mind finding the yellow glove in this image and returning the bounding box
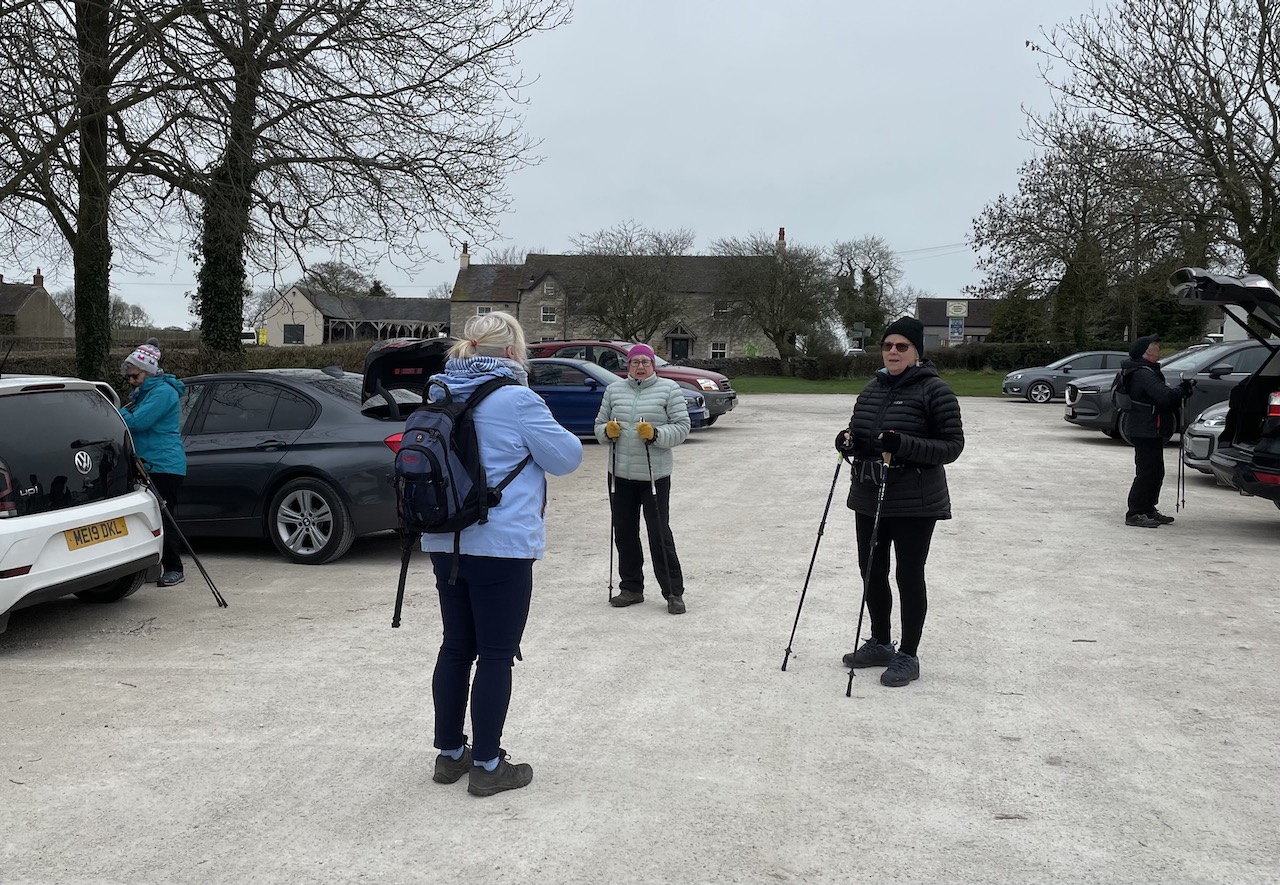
[605,420,621,440]
[637,421,655,442]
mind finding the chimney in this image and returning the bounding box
[460,242,470,270]
[34,267,43,288]
[776,227,786,256]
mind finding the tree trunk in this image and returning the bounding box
[194,52,260,360]
[73,1,113,381]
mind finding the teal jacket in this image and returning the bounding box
[593,375,690,481]
[119,373,187,476]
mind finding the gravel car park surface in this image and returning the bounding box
[4,396,1278,885]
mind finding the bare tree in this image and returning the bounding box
[128,0,572,354]
[424,282,454,299]
[1031,0,1280,282]
[0,1,188,378]
[712,232,836,374]
[972,115,1218,342]
[569,222,696,342]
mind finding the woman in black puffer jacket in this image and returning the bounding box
[835,317,964,687]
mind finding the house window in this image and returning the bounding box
[712,300,730,317]
[544,282,557,296]
[541,306,557,323]
[711,342,727,359]
[476,306,492,316]
[283,324,304,345]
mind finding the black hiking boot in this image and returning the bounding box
[610,590,644,607]
[432,745,472,784]
[1125,513,1161,528]
[880,652,920,687]
[841,638,896,669]
[667,594,686,615]
[468,752,533,797]
[1148,510,1175,524]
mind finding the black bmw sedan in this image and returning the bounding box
[174,367,427,564]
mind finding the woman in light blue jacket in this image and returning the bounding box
[422,311,582,797]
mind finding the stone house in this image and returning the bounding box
[260,284,451,346]
[0,268,72,338]
[450,241,778,359]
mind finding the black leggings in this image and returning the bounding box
[855,514,937,657]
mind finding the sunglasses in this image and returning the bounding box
[881,342,913,353]
[628,358,653,366]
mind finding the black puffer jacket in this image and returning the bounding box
[838,362,964,519]
[1118,358,1184,441]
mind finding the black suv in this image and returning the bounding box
[1169,268,1280,511]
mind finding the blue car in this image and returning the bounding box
[528,358,708,435]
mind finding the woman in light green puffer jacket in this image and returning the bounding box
[592,344,691,614]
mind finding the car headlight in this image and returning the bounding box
[696,379,718,391]
[1075,385,1101,395]
[1007,373,1023,381]
[1199,414,1227,428]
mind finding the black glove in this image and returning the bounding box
[834,429,855,454]
[878,431,902,455]
[1179,379,1196,399]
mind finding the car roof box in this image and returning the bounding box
[362,337,453,402]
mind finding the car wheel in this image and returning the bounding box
[1026,381,1054,404]
[75,568,146,604]
[268,477,356,564]
[704,415,718,426]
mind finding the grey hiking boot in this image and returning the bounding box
[1125,513,1161,528]
[433,745,472,784]
[157,570,185,587]
[667,594,686,615]
[610,590,644,607]
[842,638,896,668]
[880,652,921,687]
[1148,510,1175,524]
[468,752,533,797]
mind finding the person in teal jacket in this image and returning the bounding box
[118,339,187,587]
[593,343,691,614]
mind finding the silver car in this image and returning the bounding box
[1181,401,1230,475]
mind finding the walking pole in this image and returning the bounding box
[847,453,891,697]
[134,457,227,608]
[781,454,845,671]
[607,440,617,602]
[642,420,675,599]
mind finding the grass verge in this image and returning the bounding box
[731,370,1005,397]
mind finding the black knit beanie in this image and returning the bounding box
[1129,333,1160,359]
[882,316,926,356]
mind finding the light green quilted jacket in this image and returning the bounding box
[593,375,690,480]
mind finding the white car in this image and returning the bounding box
[0,374,164,632]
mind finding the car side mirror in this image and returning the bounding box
[1206,363,1233,378]
[583,378,599,389]
[1061,365,1073,372]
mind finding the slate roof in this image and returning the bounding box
[915,297,998,327]
[0,282,38,316]
[296,286,450,323]
[455,254,753,302]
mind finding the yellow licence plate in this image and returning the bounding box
[65,517,129,551]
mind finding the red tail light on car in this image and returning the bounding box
[384,433,404,455]
[0,461,15,518]
[1268,391,1280,418]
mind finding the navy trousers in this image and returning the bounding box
[430,554,533,763]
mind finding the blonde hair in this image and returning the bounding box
[449,310,528,361]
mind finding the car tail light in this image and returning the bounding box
[0,460,15,518]
[1268,391,1280,418]
[384,433,404,455]
[1256,470,1280,486]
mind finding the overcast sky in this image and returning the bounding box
[76,0,1099,327]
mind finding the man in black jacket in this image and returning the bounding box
[1119,334,1194,528]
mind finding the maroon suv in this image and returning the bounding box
[526,340,737,424]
